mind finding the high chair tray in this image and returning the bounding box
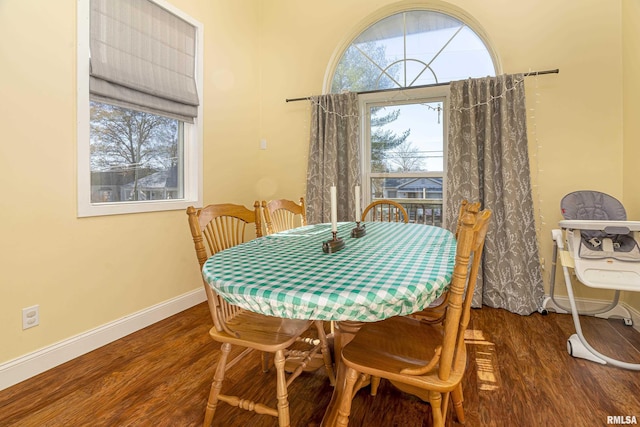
[559,220,640,233]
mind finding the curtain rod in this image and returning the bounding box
[285,68,559,103]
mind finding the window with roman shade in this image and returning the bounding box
[77,0,203,217]
[89,0,199,122]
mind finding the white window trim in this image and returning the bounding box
[358,85,450,222]
[76,0,203,217]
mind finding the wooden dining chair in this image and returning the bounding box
[368,200,481,399]
[187,202,335,427]
[406,200,481,424]
[336,207,492,427]
[361,199,409,223]
[262,197,337,343]
[262,197,307,235]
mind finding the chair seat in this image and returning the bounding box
[210,310,314,351]
[341,316,465,392]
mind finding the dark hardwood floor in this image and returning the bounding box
[1,302,639,426]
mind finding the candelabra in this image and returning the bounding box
[351,221,366,238]
[322,231,345,253]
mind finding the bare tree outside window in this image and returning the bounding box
[387,140,425,172]
[89,102,183,203]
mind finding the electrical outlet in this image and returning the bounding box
[22,305,39,330]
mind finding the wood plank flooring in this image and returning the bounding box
[1,302,639,426]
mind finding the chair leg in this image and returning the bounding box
[336,367,359,427]
[430,390,444,427]
[261,351,270,373]
[442,391,451,425]
[314,320,336,385]
[203,342,231,427]
[370,376,381,396]
[451,383,465,424]
[273,349,291,427]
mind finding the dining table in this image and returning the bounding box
[201,220,457,426]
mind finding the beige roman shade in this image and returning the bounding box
[89,0,199,122]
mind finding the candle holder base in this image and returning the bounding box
[351,222,366,238]
[322,232,345,253]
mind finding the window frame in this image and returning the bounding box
[76,0,203,217]
[328,5,499,228]
[359,85,449,224]
[325,5,500,94]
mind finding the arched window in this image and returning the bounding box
[329,9,496,226]
[331,10,496,92]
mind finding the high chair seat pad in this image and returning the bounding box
[579,235,640,262]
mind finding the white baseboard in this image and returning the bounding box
[2,290,636,392]
[541,294,640,333]
[0,288,206,391]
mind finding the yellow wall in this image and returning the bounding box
[0,0,636,366]
[622,0,640,308]
[0,0,262,363]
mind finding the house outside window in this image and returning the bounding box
[77,0,203,217]
[330,8,496,226]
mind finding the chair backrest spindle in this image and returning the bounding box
[361,199,409,224]
[263,197,307,234]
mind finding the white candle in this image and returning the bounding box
[355,185,361,222]
[330,185,338,233]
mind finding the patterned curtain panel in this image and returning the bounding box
[446,74,544,315]
[306,93,360,224]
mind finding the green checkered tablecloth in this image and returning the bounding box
[202,221,456,322]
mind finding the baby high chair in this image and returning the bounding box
[541,190,640,370]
